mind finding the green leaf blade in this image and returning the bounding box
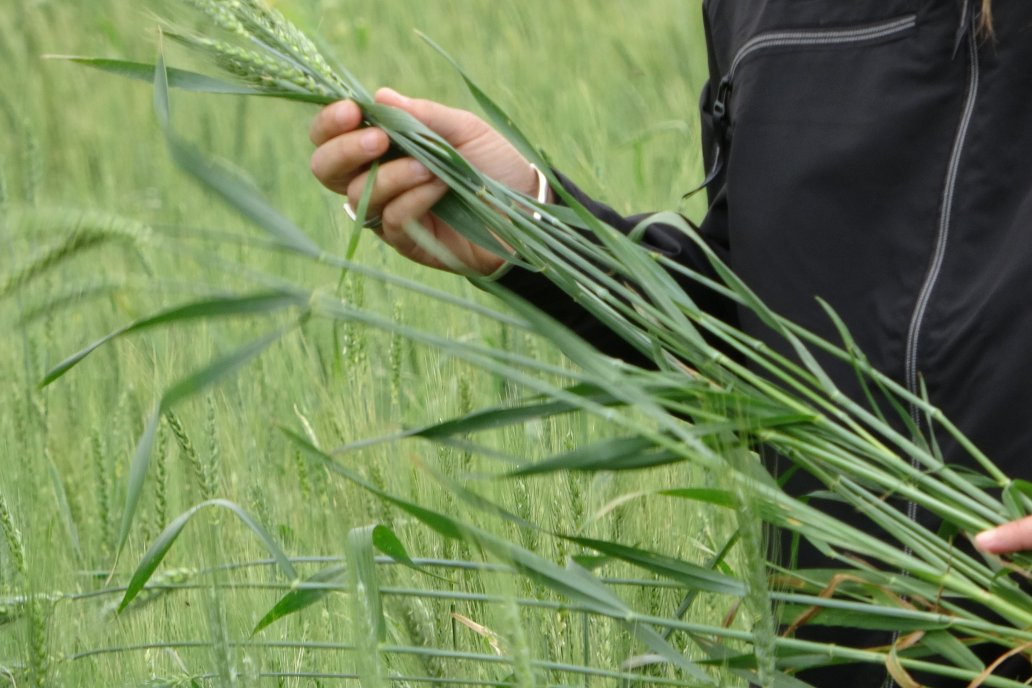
[120,499,297,612]
[252,565,345,635]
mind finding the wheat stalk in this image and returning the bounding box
[0,493,26,582]
[52,1,1032,683]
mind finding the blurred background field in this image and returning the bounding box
[0,1,717,685]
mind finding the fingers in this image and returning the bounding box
[375,87,486,145]
[313,90,483,147]
[378,180,451,262]
[346,158,436,220]
[310,127,391,195]
[310,90,489,198]
[309,100,362,146]
[975,516,1032,554]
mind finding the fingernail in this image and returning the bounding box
[974,528,999,551]
[409,160,431,181]
[361,129,382,153]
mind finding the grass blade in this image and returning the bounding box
[509,436,683,476]
[50,55,332,103]
[49,56,265,95]
[347,525,386,642]
[251,525,438,636]
[286,431,716,684]
[562,536,745,597]
[42,291,307,386]
[150,51,323,257]
[115,322,301,562]
[119,499,298,612]
[252,565,345,635]
[413,385,618,440]
[166,133,322,257]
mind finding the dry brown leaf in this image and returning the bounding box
[451,612,505,656]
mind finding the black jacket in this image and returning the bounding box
[504,0,1032,479]
[499,1,1032,684]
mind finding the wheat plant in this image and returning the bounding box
[27,0,1032,686]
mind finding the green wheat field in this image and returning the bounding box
[0,1,726,685]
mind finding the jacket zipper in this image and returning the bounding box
[904,22,980,416]
[884,8,979,687]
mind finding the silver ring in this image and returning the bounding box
[343,199,383,230]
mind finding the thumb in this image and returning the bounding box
[375,87,484,145]
[975,515,1032,554]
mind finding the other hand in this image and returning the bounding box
[975,516,1032,554]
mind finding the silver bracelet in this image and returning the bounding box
[528,163,549,221]
[342,198,382,230]
[484,164,549,283]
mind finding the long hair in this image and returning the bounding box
[979,0,995,37]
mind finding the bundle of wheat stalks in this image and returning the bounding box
[49,0,1032,686]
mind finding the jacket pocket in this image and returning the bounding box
[710,14,917,146]
[703,10,938,375]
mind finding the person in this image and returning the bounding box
[309,0,1032,684]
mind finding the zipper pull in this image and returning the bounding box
[712,76,733,140]
[684,76,733,199]
[683,145,724,201]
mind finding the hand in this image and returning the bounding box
[974,516,1032,554]
[309,88,545,275]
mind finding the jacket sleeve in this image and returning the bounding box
[494,169,737,366]
[495,92,738,371]
[495,11,734,365]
